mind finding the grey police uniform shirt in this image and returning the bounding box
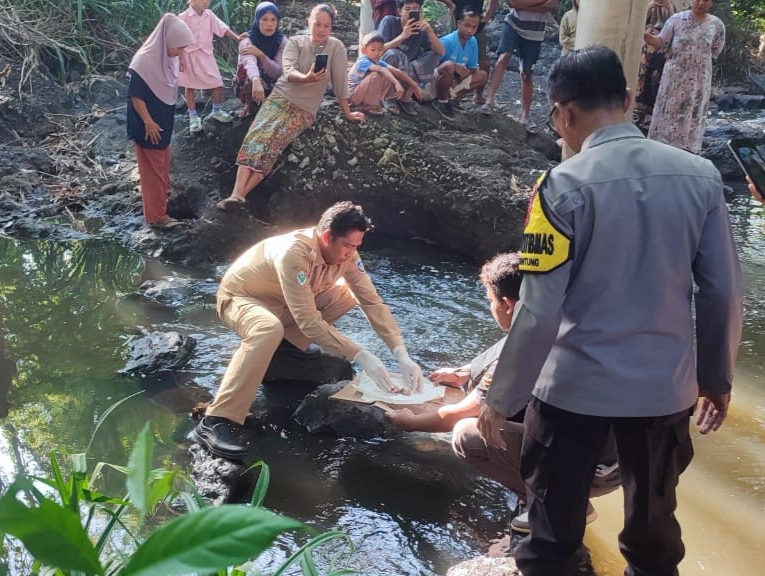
[487,123,744,419]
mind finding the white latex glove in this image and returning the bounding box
[353,348,399,393]
[393,346,424,392]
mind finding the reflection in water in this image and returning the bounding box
[586,192,765,576]
[0,305,15,419]
[1,194,765,574]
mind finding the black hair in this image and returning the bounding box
[311,3,336,22]
[479,252,523,301]
[457,8,480,21]
[396,0,424,9]
[362,31,385,47]
[547,45,627,111]
[317,202,372,237]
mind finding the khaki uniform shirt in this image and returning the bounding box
[217,228,404,359]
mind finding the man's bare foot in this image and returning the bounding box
[474,94,486,105]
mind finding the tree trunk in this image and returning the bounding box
[574,0,651,116]
[359,0,374,46]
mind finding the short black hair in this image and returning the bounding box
[457,8,480,21]
[317,202,372,237]
[362,31,385,47]
[480,252,523,301]
[397,0,423,9]
[547,45,627,111]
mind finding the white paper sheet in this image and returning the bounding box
[355,371,445,404]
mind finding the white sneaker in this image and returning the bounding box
[189,115,202,133]
[209,109,233,123]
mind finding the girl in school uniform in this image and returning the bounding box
[178,0,245,133]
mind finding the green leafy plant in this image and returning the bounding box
[0,397,356,576]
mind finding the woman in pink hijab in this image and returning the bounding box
[127,14,194,230]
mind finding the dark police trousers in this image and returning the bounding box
[515,397,694,576]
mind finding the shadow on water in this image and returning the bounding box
[1,196,765,574]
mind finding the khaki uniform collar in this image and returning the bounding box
[311,228,327,268]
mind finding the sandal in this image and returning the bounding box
[149,217,181,230]
[360,105,385,116]
[216,196,247,211]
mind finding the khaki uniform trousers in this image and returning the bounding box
[207,286,357,424]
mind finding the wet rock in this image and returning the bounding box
[713,93,736,110]
[702,120,765,180]
[293,381,396,439]
[737,95,765,110]
[188,443,250,505]
[447,557,521,576]
[447,544,596,575]
[749,73,765,95]
[138,277,218,308]
[263,346,353,384]
[121,331,196,375]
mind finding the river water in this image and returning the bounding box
[0,189,764,575]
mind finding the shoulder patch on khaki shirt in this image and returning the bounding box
[520,172,571,273]
[296,270,308,285]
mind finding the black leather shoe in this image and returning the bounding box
[193,416,251,460]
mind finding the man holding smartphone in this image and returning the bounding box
[379,0,445,114]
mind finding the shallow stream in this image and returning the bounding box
[1,189,764,575]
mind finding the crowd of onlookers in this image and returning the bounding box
[124,0,729,227]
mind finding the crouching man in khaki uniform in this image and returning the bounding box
[195,201,424,459]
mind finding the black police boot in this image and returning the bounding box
[193,416,251,460]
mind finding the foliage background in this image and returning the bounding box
[0,0,760,90]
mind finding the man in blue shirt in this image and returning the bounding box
[432,9,487,120]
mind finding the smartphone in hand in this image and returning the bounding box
[728,138,765,197]
[409,9,420,21]
[314,53,328,73]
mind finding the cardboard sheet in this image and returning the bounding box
[331,374,465,414]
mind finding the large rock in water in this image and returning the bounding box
[702,119,765,180]
[293,381,396,439]
[121,331,196,375]
[263,345,353,384]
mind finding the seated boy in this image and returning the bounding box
[432,9,488,120]
[349,32,423,116]
[387,253,621,533]
[378,0,445,114]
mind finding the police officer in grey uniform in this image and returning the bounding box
[477,46,743,575]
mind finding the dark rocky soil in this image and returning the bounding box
[4,1,760,267]
[0,0,562,267]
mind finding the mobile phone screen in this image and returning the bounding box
[314,53,328,73]
[409,10,420,21]
[728,138,765,196]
